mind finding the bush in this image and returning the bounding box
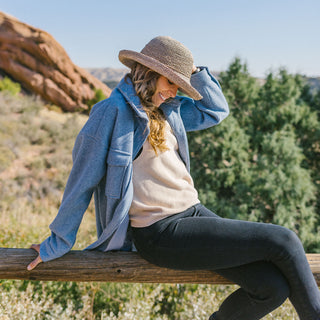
[0,77,21,95]
[87,88,107,112]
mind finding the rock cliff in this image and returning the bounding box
[0,11,111,112]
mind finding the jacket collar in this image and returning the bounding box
[116,76,148,122]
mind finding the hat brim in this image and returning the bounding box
[119,50,203,100]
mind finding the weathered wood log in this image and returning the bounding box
[0,248,319,285]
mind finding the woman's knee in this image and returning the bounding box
[266,225,304,258]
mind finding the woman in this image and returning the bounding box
[28,36,320,319]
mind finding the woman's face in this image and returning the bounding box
[152,76,179,107]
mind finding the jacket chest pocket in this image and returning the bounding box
[105,150,131,199]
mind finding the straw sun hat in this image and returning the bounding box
[118,36,203,100]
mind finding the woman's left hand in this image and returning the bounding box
[27,244,43,271]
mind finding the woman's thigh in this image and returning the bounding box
[133,204,300,270]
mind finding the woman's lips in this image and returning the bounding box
[159,93,167,101]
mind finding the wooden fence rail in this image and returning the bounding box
[0,248,320,285]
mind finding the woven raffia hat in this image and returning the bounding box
[118,36,202,100]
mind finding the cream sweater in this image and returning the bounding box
[129,122,200,227]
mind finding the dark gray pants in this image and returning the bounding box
[132,204,320,320]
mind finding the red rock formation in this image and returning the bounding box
[0,11,111,111]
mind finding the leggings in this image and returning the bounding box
[131,204,320,320]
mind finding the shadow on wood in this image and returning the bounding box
[1,248,319,285]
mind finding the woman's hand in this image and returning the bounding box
[27,244,43,271]
[192,65,201,74]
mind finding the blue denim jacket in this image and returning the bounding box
[39,67,229,262]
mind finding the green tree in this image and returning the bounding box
[300,82,320,215]
[219,57,259,129]
[189,58,320,252]
[189,116,252,220]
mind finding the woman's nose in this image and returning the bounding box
[169,86,179,97]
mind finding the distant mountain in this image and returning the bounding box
[85,68,222,89]
[85,68,129,82]
[86,67,222,82]
[305,77,320,93]
[86,67,320,93]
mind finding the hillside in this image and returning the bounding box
[0,90,89,218]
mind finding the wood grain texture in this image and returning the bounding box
[0,248,319,285]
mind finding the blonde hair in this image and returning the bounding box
[129,63,169,155]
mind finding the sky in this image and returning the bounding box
[0,0,319,78]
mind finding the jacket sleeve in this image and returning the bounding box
[39,101,117,262]
[179,67,229,132]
